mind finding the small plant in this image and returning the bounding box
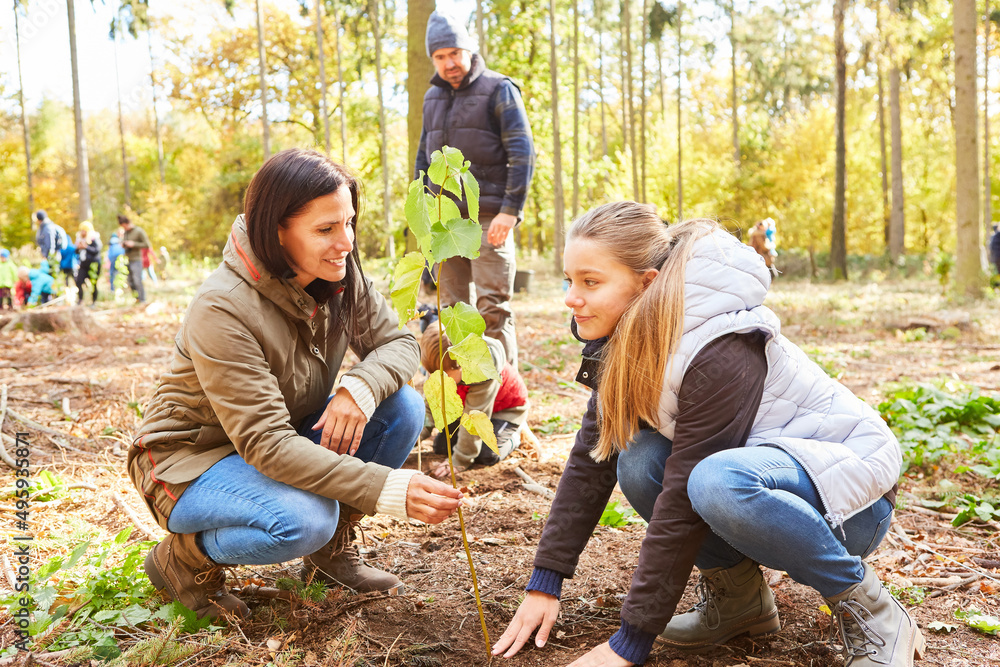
[887,584,926,605]
[599,500,647,528]
[954,607,1000,635]
[950,493,1000,527]
[390,146,500,656]
[878,383,1000,473]
[0,528,191,659]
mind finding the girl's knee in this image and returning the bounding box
[283,497,340,555]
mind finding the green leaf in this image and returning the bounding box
[447,335,500,384]
[461,165,480,222]
[955,607,1000,635]
[427,150,449,187]
[440,303,486,345]
[431,218,482,263]
[462,411,498,454]
[926,620,957,633]
[389,252,427,328]
[113,527,133,545]
[442,145,465,170]
[424,371,464,430]
[404,178,433,251]
[428,196,462,228]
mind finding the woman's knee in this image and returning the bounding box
[278,495,340,555]
[380,385,424,438]
[688,451,743,520]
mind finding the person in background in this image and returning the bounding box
[414,11,535,368]
[107,233,126,293]
[118,215,151,303]
[418,321,529,479]
[21,261,55,306]
[58,236,79,288]
[34,210,68,264]
[749,220,773,272]
[0,249,16,310]
[75,221,103,305]
[143,246,159,284]
[14,267,32,308]
[159,246,172,280]
[495,204,922,667]
[989,225,1000,278]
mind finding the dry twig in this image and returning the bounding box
[111,492,161,541]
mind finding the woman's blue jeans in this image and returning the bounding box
[617,429,894,598]
[167,386,423,565]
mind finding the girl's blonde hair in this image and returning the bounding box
[567,202,719,461]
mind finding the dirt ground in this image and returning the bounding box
[2,267,1000,666]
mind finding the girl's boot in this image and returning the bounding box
[144,533,249,620]
[301,509,402,593]
[657,557,780,651]
[824,562,925,666]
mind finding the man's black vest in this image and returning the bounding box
[422,55,513,219]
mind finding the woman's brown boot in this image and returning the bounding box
[144,533,250,620]
[301,510,402,593]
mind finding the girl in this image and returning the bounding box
[129,149,463,621]
[493,203,923,667]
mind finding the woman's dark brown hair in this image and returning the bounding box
[243,148,369,343]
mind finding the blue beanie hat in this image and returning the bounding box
[0,249,9,259]
[425,11,476,57]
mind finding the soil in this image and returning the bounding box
[1,270,999,666]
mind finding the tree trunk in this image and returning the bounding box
[955,0,982,297]
[656,37,666,120]
[597,0,608,156]
[676,1,683,221]
[887,0,905,261]
[729,0,739,217]
[476,0,487,62]
[408,0,435,255]
[409,0,435,172]
[830,0,848,280]
[113,35,131,208]
[255,0,270,159]
[572,0,580,217]
[66,0,92,222]
[370,0,393,258]
[334,0,348,164]
[14,3,34,218]
[316,0,331,154]
[985,0,993,236]
[640,0,648,202]
[550,0,565,272]
[876,6,889,247]
[147,30,165,184]
[623,0,638,200]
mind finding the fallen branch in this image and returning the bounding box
[5,408,94,456]
[0,649,81,667]
[887,523,1000,584]
[2,554,16,591]
[0,384,17,469]
[0,432,20,470]
[230,584,298,602]
[513,466,555,499]
[111,492,161,541]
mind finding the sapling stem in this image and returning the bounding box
[435,170,492,656]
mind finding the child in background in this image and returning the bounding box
[22,261,55,305]
[58,237,79,287]
[0,250,16,310]
[14,268,31,307]
[419,322,529,479]
[106,234,125,292]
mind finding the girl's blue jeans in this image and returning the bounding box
[167,386,423,565]
[617,429,894,598]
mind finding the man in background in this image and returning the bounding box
[118,214,151,303]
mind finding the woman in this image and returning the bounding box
[128,149,463,620]
[493,203,923,667]
[74,221,102,305]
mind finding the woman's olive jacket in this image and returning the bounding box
[128,217,419,530]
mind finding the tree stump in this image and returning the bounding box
[0,306,101,335]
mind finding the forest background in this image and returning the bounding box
[0,0,993,288]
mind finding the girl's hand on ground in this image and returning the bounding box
[492,590,560,658]
[430,461,450,479]
[405,474,463,523]
[565,642,634,667]
[311,387,366,455]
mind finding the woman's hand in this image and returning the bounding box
[492,590,560,658]
[311,387,367,455]
[405,474,464,523]
[566,643,634,667]
[430,461,450,480]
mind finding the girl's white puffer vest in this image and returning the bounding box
[654,230,901,530]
